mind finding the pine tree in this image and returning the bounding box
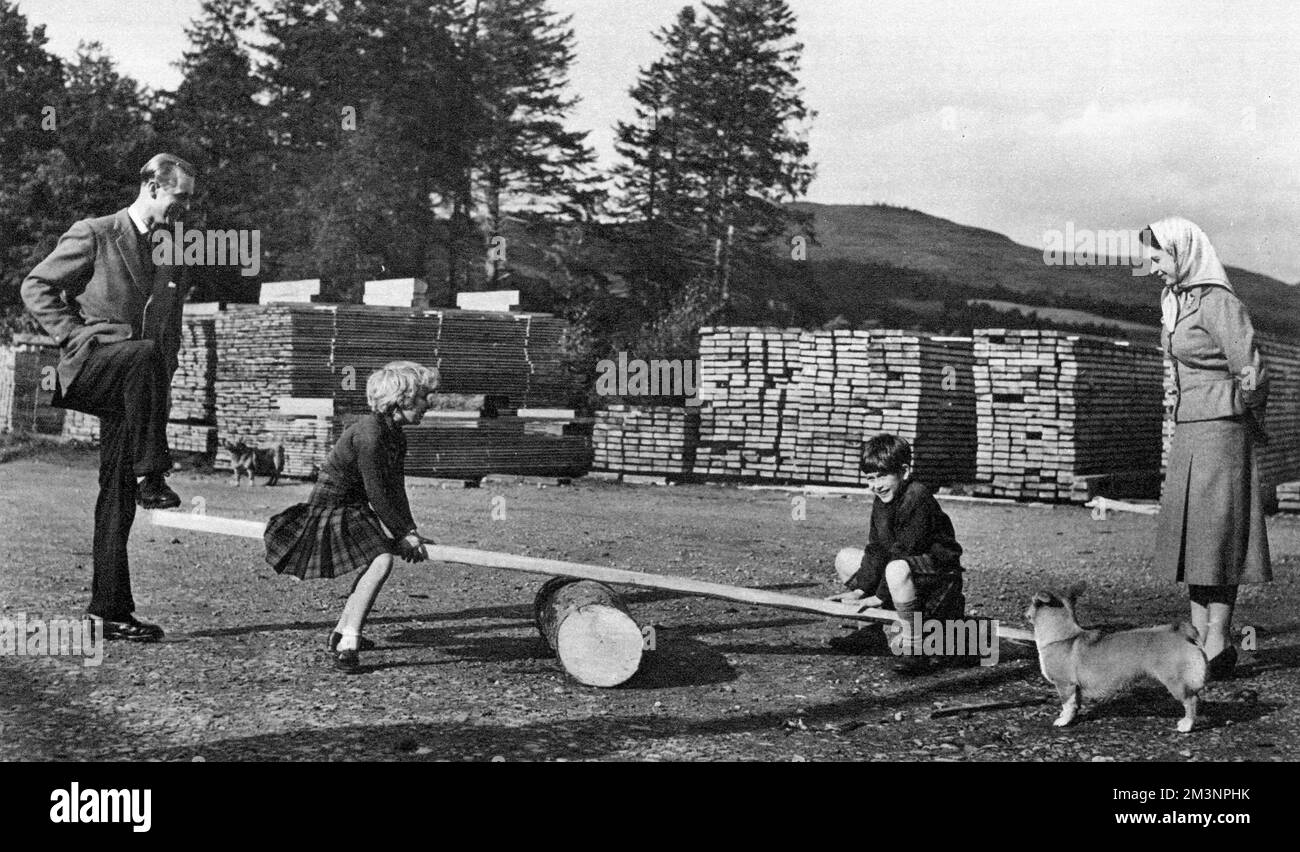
[155,0,268,299]
[256,0,596,294]
[0,1,64,332]
[695,0,815,295]
[283,101,439,298]
[257,0,482,290]
[470,0,598,240]
[4,43,156,336]
[614,6,706,229]
[613,0,816,306]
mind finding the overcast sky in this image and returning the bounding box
[16,0,1300,282]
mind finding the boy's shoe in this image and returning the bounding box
[889,632,936,674]
[136,474,181,509]
[892,654,938,675]
[828,625,889,654]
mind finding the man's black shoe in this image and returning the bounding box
[136,474,181,509]
[93,616,165,643]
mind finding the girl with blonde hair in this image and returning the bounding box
[264,361,440,672]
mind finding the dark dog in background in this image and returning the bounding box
[224,440,285,487]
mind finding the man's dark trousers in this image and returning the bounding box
[60,338,172,619]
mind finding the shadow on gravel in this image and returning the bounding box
[1068,683,1280,729]
[0,664,129,760]
[121,692,940,762]
[626,635,737,689]
[1246,642,1300,677]
[184,602,538,642]
[132,664,1051,762]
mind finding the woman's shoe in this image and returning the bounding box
[328,631,376,651]
[1206,645,1238,682]
[333,649,362,674]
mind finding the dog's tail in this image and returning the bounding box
[1174,621,1202,647]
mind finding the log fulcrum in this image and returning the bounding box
[534,578,645,687]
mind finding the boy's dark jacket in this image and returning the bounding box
[848,479,963,600]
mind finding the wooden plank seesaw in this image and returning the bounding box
[151,510,1035,681]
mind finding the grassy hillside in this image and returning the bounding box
[788,202,1300,340]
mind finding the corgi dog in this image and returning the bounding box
[1025,583,1206,733]
[225,440,285,487]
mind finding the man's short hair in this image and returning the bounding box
[860,433,913,475]
[140,154,197,189]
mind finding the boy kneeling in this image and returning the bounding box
[828,433,965,672]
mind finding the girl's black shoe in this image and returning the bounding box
[1207,645,1238,682]
[333,649,361,674]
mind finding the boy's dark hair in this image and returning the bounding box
[860,433,912,475]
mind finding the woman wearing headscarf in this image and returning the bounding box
[1143,217,1271,681]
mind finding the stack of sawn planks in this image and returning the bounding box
[213,303,586,480]
[598,328,979,488]
[972,329,1163,502]
[592,404,700,476]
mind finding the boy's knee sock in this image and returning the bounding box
[895,597,920,652]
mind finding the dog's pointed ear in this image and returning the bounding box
[1064,582,1087,607]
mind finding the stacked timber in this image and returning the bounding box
[363,278,428,309]
[456,290,520,312]
[687,328,977,487]
[863,332,977,486]
[1254,334,1300,494]
[214,303,581,479]
[779,330,872,484]
[167,312,218,456]
[592,405,700,476]
[1278,480,1300,513]
[167,421,218,455]
[215,304,349,474]
[62,410,100,443]
[972,329,1163,502]
[693,328,801,480]
[0,337,63,435]
[402,416,591,480]
[170,315,218,425]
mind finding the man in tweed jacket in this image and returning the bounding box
[20,154,196,642]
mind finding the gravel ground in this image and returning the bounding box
[1,444,1297,762]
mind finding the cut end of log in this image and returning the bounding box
[555,607,644,688]
[535,578,644,687]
